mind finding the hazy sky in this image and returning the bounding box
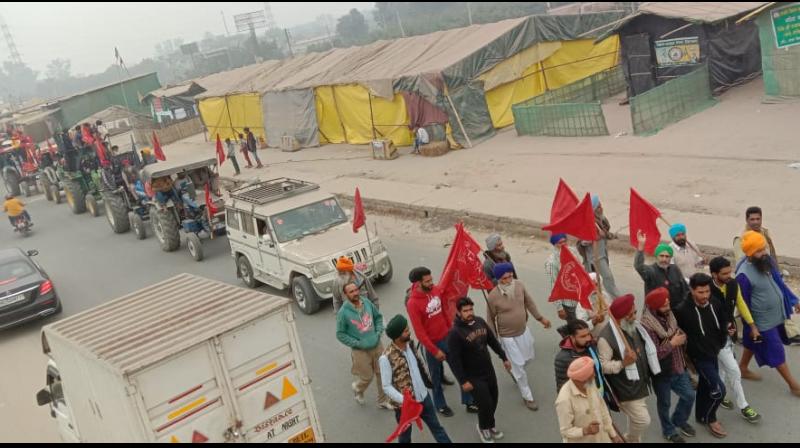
[0,2,372,76]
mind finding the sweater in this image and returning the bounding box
[674,295,728,361]
[556,381,618,443]
[406,283,452,354]
[635,250,689,310]
[485,280,543,338]
[736,260,798,332]
[336,297,383,350]
[447,316,507,382]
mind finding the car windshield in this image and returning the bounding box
[0,259,35,285]
[270,198,347,243]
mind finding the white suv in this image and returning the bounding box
[225,178,393,314]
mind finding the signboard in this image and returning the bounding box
[234,11,267,32]
[771,3,800,49]
[655,37,700,67]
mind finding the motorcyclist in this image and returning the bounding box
[3,194,32,228]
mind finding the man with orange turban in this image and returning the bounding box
[333,256,379,314]
[555,357,623,443]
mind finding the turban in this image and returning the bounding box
[669,223,687,239]
[655,243,673,257]
[610,294,635,320]
[646,287,669,310]
[386,315,408,340]
[591,195,601,210]
[408,267,431,283]
[486,233,502,251]
[567,357,595,382]
[550,233,567,246]
[741,231,767,257]
[336,256,354,272]
[493,262,515,281]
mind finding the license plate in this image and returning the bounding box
[288,427,315,443]
[0,294,25,308]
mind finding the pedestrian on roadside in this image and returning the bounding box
[333,256,378,314]
[224,137,241,176]
[238,133,253,168]
[555,357,623,443]
[244,127,263,168]
[483,233,516,286]
[578,195,622,298]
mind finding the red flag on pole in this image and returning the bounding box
[215,134,226,166]
[352,187,366,233]
[152,131,166,161]
[439,223,494,321]
[385,390,424,443]
[550,178,580,223]
[94,139,109,166]
[205,183,218,216]
[548,245,596,310]
[629,188,662,255]
[543,193,598,241]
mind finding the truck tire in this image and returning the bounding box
[3,171,20,197]
[375,258,393,284]
[51,184,62,204]
[152,206,180,252]
[237,255,259,288]
[85,195,100,217]
[103,193,130,233]
[130,212,147,240]
[186,233,204,262]
[63,180,86,214]
[292,276,321,315]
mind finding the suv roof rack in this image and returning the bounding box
[229,178,320,205]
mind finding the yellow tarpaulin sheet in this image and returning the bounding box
[315,85,413,146]
[484,36,620,128]
[198,93,266,141]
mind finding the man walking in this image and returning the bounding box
[486,263,551,411]
[635,231,690,310]
[448,297,512,444]
[483,234,515,285]
[640,287,696,443]
[244,127,263,168]
[333,256,378,314]
[674,274,729,438]
[554,319,605,394]
[238,133,253,168]
[224,137,241,176]
[556,357,623,443]
[743,206,777,258]
[669,223,707,282]
[546,233,581,335]
[578,195,621,298]
[336,282,391,409]
[379,315,452,443]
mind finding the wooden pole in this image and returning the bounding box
[444,90,473,149]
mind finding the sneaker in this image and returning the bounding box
[477,425,495,444]
[466,403,480,414]
[679,424,696,438]
[377,399,394,411]
[524,399,539,411]
[720,398,733,410]
[351,382,365,405]
[789,335,800,346]
[665,433,686,443]
[489,428,504,440]
[740,406,762,424]
[438,406,454,417]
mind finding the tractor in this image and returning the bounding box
[98,150,150,239]
[58,145,103,217]
[0,137,45,198]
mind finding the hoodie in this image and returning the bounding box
[447,316,507,383]
[406,283,452,355]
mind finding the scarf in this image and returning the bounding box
[498,279,516,300]
[640,307,678,340]
[608,318,661,381]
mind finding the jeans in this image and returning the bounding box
[8,211,31,226]
[228,155,240,174]
[393,395,452,443]
[693,357,725,424]
[425,339,473,409]
[652,371,695,437]
[250,149,262,165]
[471,371,499,430]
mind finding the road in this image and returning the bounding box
[0,190,798,443]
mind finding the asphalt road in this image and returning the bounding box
[1,190,799,443]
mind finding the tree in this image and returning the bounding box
[45,58,72,80]
[336,9,369,45]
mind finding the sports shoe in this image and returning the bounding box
[489,428,504,440]
[679,424,696,438]
[665,433,686,443]
[377,399,394,411]
[740,406,762,424]
[788,335,800,346]
[524,399,539,411]
[720,398,733,410]
[352,382,365,405]
[466,403,480,414]
[438,406,454,417]
[477,425,495,444]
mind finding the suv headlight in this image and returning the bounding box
[310,260,335,277]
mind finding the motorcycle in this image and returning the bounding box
[13,214,32,237]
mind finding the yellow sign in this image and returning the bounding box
[281,377,298,400]
[654,37,700,67]
[288,427,316,443]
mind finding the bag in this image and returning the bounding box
[785,314,800,339]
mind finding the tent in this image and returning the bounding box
[607,2,767,96]
[196,12,625,149]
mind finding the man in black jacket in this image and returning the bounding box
[448,297,511,443]
[554,319,603,393]
[674,273,730,439]
[635,230,689,310]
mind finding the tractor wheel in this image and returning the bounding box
[103,193,130,234]
[3,171,20,197]
[51,184,62,204]
[186,233,204,262]
[152,206,180,252]
[130,212,147,240]
[41,177,53,202]
[20,181,31,198]
[85,195,100,217]
[63,180,86,214]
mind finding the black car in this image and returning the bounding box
[0,248,61,330]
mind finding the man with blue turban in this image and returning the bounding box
[545,233,582,336]
[668,223,707,283]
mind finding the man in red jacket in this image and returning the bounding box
[406,267,477,417]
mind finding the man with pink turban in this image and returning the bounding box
[555,357,623,443]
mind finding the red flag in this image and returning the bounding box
[205,183,218,216]
[94,139,109,166]
[352,187,366,233]
[548,245,596,310]
[152,131,166,161]
[385,390,424,443]
[543,193,598,241]
[629,188,662,255]
[439,223,494,321]
[215,134,226,166]
[550,178,580,223]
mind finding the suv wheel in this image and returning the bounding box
[237,256,259,288]
[292,276,321,315]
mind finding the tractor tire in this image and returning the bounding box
[237,255,259,288]
[41,177,53,202]
[186,233,204,262]
[86,195,100,217]
[152,206,180,252]
[63,180,86,214]
[130,212,147,240]
[20,181,31,198]
[51,184,62,204]
[3,171,20,197]
[103,193,130,234]
[292,276,322,315]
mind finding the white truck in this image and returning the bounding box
[35,273,323,443]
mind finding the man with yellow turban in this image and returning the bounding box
[555,357,623,443]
